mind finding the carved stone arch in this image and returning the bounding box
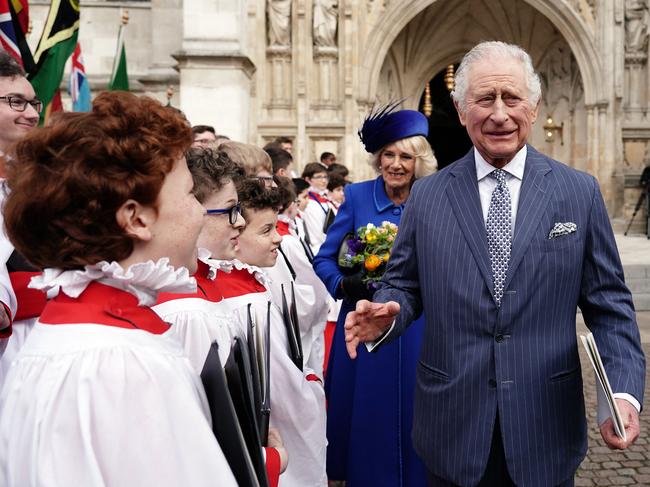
[360,0,603,107]
[405,46,472,111]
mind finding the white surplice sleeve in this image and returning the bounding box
[154,298,237,373]
[302,200,327,254]
[0,186,17,330]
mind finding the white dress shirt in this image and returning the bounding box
[475,145,526,232]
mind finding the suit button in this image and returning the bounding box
[392,208,401,215]
[488,379,497,388]
[495,334,504,343]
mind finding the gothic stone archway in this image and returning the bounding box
[359,0,622,214]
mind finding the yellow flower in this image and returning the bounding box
[365,233,377,243]
[365,254,382,271]
[381,253,390,262]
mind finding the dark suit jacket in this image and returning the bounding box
[374,145,646,487]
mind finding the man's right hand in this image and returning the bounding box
[344,300,400,359]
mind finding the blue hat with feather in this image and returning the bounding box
[358,102,429,154]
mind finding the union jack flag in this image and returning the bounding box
[0,0,22,65]
[69,42,90,112]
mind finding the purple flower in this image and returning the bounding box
[347,237,364,255]
[367,280,380,291]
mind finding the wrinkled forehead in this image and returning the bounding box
[467,55,527,85]
[0,75,36,98]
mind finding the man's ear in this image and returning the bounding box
[115,199,155,242]
[454,100,467,126]
[530,99,541,124]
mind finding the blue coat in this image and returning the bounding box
[374,146,646,487]
[313,176,427,487]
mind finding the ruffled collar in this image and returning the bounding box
[29,258,196,306]
[230,259,272,288]
[277,213,295,227]
[197,248,235,280]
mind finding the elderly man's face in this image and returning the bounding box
[456,56,539,168]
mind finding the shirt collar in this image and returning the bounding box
[475,145,527,182]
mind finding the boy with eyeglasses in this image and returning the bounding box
[215,179,327,487]
[0,52,42,376]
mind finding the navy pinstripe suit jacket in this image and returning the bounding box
[373,145,646,487]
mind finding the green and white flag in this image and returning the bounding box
[108,15,129,91]
[29,0,80,124]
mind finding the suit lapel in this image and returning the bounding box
[446,151,494,297]
[504,146,553,290]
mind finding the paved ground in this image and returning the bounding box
[575,312,650,486]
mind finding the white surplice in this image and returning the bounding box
[0,259,237,487]
[217,260,327,487]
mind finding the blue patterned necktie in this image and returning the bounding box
[486,169,512,306]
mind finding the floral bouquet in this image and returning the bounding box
[338,221,398,287]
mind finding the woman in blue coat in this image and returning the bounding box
[313,107,437,487]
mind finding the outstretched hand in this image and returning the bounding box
[344,300,400,359]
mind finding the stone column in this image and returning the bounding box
[143,0,182,90]
[176,0,255,142]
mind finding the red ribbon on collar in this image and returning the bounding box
[40,281,170,334]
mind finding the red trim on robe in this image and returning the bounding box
[308,191,330,204]
[214,267,267,299]
[264,447,281,487]
[276,220,291,237]
[157,261,224,304]
[10,271,47,321]
[39,281,170,334]
[306,373,322,384]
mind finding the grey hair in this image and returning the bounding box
[451,41,542,112]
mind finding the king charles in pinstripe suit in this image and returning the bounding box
[344,42,645,487]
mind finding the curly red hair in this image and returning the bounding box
[3,91,192,270]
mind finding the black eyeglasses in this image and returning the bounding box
[206,202,241,225]
[255,176,275,186]
[0,96,43,114]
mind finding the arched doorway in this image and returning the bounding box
[418,65,472,170]
[375,0,590,172]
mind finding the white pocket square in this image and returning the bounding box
[548,222,577,239]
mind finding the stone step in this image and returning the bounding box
[623,265,650,311]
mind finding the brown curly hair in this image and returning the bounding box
[237,179,282,221]
[186,148,245,203]
[3,91,193,270]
